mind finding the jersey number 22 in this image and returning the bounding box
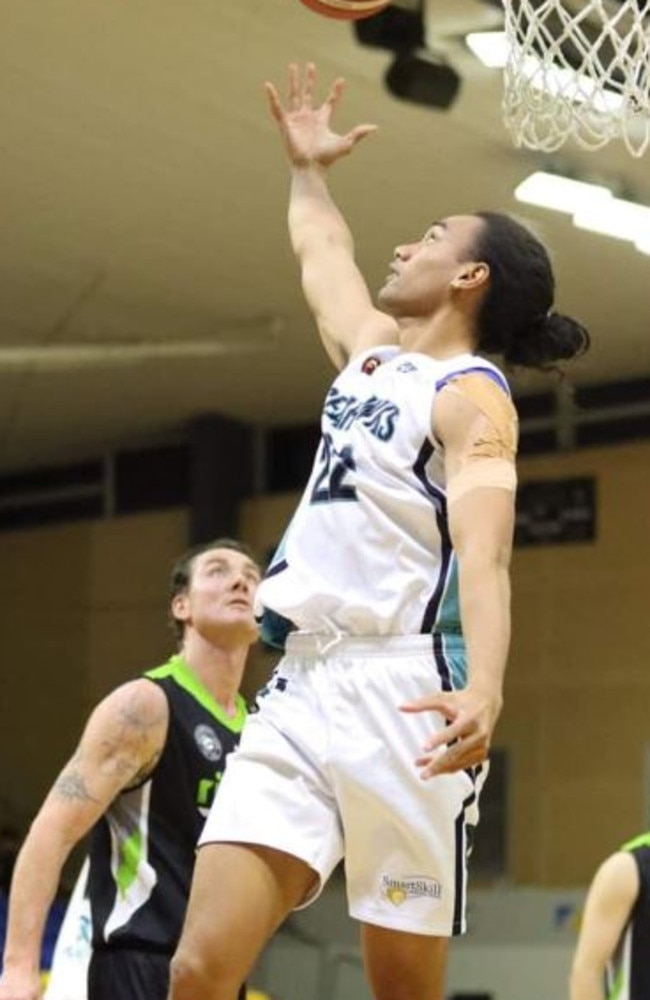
[310,434,358,503]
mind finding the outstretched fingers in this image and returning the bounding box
[264,61,378,167]
[264,81,284,124]
[287,61,301,111]
[266,63,339,120]
[323,75,346,115]
[302,61,317,107]
[343,123,379,150]
[286,61,318,110]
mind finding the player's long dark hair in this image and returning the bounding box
[473,211,590,370]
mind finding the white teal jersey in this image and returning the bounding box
[258,346,511,643]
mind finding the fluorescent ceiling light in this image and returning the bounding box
[515,172,613,214]
[515,171,650,255]
[466,31,509,69]
[574,198,650,242]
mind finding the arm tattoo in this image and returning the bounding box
[98,696,167,784]
[54,768,100,803]
[55,691,167,801]
[98,706,166,768]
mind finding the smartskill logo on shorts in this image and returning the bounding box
[380,875,442,907]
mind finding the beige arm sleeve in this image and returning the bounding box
[442,373,518,506]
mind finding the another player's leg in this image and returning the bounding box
[168,842,317,1000]
[362,924,449,1000]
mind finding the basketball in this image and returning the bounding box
[298,0,391,21]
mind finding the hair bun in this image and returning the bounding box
[505,312,590,369]
[474,211,591,372]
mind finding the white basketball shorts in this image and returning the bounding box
[200,633,487,936]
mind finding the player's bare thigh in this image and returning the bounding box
[362,923,449,1000]
[170,842,317,999]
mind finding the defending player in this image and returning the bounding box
[0,540,259,1000]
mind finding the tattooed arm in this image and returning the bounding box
[0,679,168,1000]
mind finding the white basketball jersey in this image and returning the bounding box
[258,347,511,639]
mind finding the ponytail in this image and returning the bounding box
[473,212,590,370]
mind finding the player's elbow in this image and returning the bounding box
[458,539,512,576]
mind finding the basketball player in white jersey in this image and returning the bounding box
[168,63,589,1000]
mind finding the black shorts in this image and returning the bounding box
[87,948,247,1000]
[88,949,170,1000]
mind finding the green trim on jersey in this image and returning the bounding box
[145,655,247,734]
[609,962,625,1000]
[622,832,650,852]
[115,826,144,898]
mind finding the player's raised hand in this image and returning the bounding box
[264,62,377,167]
[400,686,503,779]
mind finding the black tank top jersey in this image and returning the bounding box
[88,654,247,953]
[606,833,650,1000]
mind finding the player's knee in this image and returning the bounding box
[168,946,210,997]
[169,942,238,999]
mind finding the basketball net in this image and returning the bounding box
[502,0,650,157]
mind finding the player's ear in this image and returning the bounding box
[451,261,490,290]
[171,591,190,624]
